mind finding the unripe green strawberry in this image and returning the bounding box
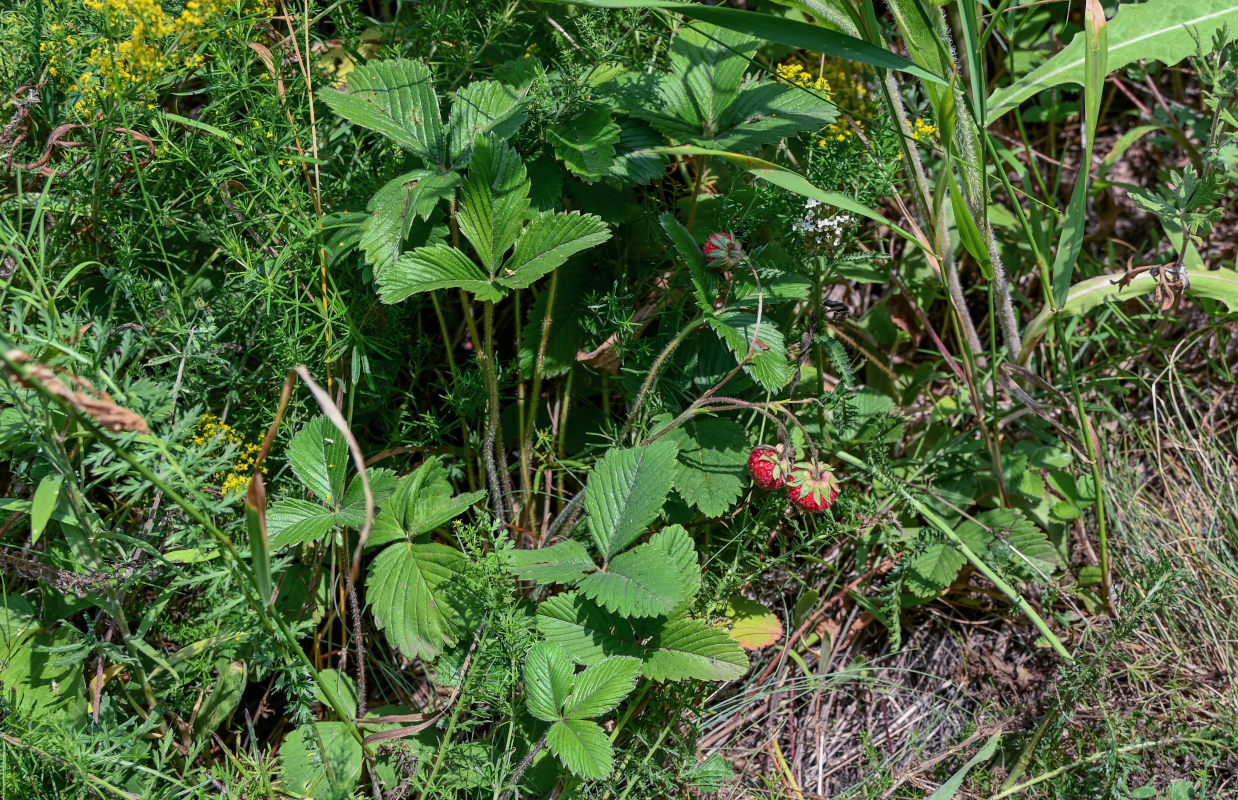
[748,444,791,490]
[787,462,840,512]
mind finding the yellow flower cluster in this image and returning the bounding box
[68,0,267,116]
[193,414,266,496]
[778,55,874,147]
[911,117,936,142]
[776,62,831,94]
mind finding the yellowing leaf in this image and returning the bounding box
[724,596,783,650]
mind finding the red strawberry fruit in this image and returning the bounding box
[703,232,743,267]
[787,462,840,512]
[748,444,791,491]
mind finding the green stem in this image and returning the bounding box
[525,270,560,526]
[685,156,705,233]
[618,317,709,444]
[613,708,676,800]
[1053,315,1111,612]
[484,300,513,520]
[834,448,1073,662]
[991,737,1223,799]
[430,290,477,492]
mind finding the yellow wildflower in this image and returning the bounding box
[911,117,936,142]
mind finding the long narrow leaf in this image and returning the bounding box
[540,0,946,86]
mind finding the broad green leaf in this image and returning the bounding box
[713,81,837,152]
[499,211,611,290]
[724,596,783,650]
[625,23,834,150]
[629,24,754,141]
[563,656,641,719]
[335,468,398,528]
[193,660,247,741]
[550,0,945,85]
[506,539,596,585]
[267,499,339,550]
[288,417,348,503]
[727,249,812,306]
[584,441,678,561]
[642,617,749,681]
[986,0,1238,121]
[904,523,993,601]
[689,753,735,793]
[609,118,667,185]
[30,474,62,544]
[0,596,36,640]
[708,312,791,392]
[360,169,460,274]
[367,542,468,661]
[457,137,530,271]
[537,592,643,664]
[548,106,620,179]
[279,722,364,800]
[447,80,529,166]
[0,624,87,726]
[658,213,716,311]
[547,718,614,779]
[319,59,445,163]
[645,524,700,617]
[578,542,684,618]
[378,244,498,303]
[525,642,576,722]
[1002,516,1062,579]
[664,415,747,517]
[311,668,359,715]
[369,458,485,547]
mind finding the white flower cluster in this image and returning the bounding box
[796,199,853,252]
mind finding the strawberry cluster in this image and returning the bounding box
[747,445,840,513]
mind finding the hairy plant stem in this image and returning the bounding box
[618,316,709,444]
[504,733,547,799]
[876,69,984,354]
[524,269,560,529]
[485,300,515,518]
[458,290,506,526]
[430,290,478,492]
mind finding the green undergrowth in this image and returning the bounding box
[1,0,1236,798]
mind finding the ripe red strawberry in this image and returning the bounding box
[748,444,791,491]
[703,232,743,267]
[787,462,840,513]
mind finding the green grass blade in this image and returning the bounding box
[538,0,947,85]
[986,0,1238,121]
[1049,0,1107,307]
